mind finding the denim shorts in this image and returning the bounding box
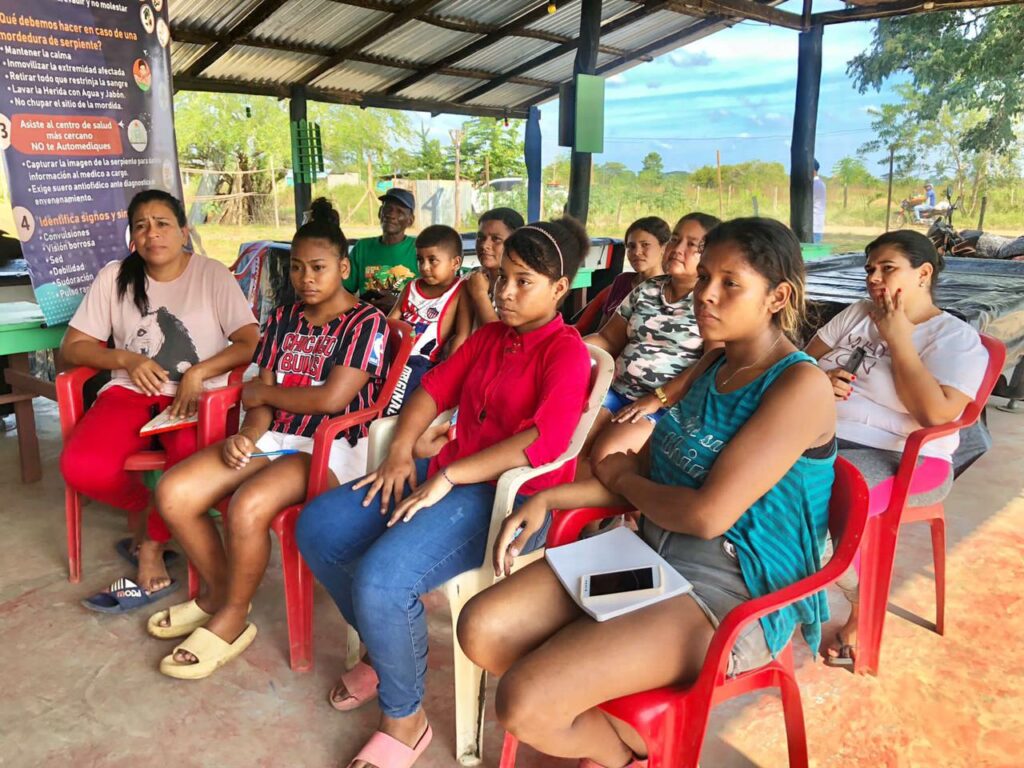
[602,388,665,424]
[638,517,774,675]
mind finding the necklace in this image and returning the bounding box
[719,333,785,389]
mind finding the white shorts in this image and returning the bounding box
[254,431,368,486]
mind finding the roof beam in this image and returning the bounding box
[385,3,556,96]
[663,0,802,29]
[173,75,530,120]
[320,0,637,58]
[455,1,672,106]
[171,25,557,89]
[811,0,1022,24]
[300,0,445,86]
[182,0,291,78]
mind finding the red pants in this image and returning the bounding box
[60,385,198,543]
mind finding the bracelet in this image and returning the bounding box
[441,467,458,486]
[654,386,669,406]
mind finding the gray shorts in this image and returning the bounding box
[639,518,775,675]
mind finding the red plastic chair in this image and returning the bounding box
[56,363,246,583]
[572,284,612,335]
[187,319,413,671]
[499,458,870,768]
[854,333,1006,675]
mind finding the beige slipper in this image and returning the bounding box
[147,599,212,640]
[159,624,258,680]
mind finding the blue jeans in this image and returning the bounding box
[812,233,824,243]
[295,458,548,718]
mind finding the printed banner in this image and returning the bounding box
[0,0,181,325]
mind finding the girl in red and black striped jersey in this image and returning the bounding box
[149,199,391,679]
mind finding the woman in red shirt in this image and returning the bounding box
[296,217,593,768]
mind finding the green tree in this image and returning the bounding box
[307,103,412,175]
[173,92,291,221]
[859,85,994,215]
[640,151,664,180]
[831,156,874,208]
[452,117,525,182]
[848,7,1024,153]
[410,123,446,179]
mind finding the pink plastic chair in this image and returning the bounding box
[854,333,1006,675]
[187,319,412,671]
[499,458,870,768]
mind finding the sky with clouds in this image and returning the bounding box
[424,1,900,178]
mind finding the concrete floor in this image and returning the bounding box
[1,399,1023,768]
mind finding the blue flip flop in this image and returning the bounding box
[115,538,180,568]
[81,577,180,614]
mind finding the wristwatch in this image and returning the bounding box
[654,386,669,406]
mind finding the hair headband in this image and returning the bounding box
[520,225,564,276]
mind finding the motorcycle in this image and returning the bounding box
[893,195,949,228]
[927,188,1024,260]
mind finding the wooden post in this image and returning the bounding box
[752,196,759,216]
[773,185,779,213]
[716,150,723,219]
[367,158,375,226]
[268,154,280,229]
[566,0,601,224]
[450,128,464,229]
[728,184,733,206]
[978,195,988,229]
[789,24,823,242]
[484,155,491,211]
[884,146,895,232]
[695,185,701,206]
[289,85,311,229]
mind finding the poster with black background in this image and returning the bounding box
[0,0,181,326]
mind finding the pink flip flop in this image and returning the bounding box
[347,724,432,768]
[329,661,379,712]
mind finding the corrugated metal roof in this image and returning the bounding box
[249,1,389,49]
[170,42,211,75]
[170,0,266,35]
[400,72,483,101]
[600,10,702,51]
[362,20,480,63]
[202,46,326,86]
[167,0,739,118]
[432,0,540,27]
[456,35,554,73]
[311,61,409,94]
[464,81,546,109]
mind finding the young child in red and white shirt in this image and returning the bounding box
[385,224,471,415]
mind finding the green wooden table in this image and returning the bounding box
[0,302,67,483]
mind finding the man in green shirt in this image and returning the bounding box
[345,188,418,297]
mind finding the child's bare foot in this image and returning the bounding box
[136,539,172,593]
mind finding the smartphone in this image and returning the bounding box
[841,346,867,375]
[580,565,664,603]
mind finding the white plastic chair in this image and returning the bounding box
[348,345,614,766]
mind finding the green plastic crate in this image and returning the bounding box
[800,243,834,261]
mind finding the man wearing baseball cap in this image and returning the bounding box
[344,187,418,297]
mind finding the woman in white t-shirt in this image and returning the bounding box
[61,190,259,613]
[805,229,988,667]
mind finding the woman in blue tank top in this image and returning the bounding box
[457,218,837,768]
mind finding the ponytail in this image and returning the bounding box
[293,197,347,258]
[116,251,150,315]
